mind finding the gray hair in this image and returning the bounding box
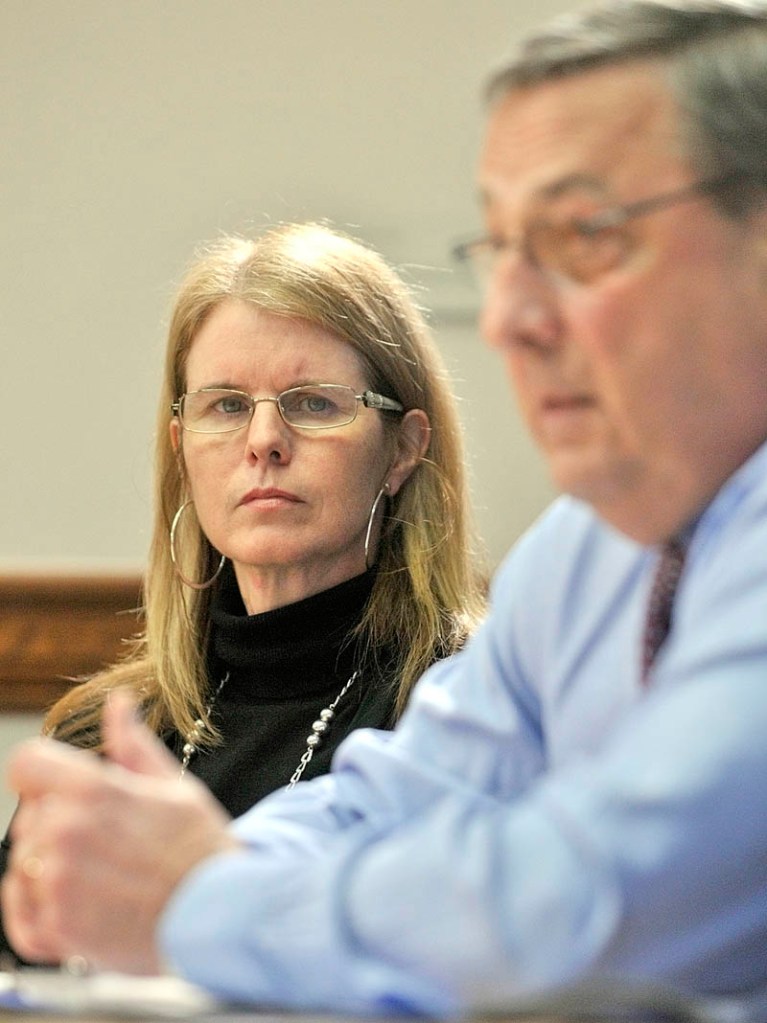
[487,0,767,217]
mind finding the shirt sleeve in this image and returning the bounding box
[159,498,767,1015]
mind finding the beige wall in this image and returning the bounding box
[0,2,572,772]
[1,0,566,576]
[0,0,576,830]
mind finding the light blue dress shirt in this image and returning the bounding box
[161,440,767,1015]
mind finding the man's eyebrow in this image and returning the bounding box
[478,172,608,212]
[539,173,607,200]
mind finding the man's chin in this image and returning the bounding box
[546,452,611,503]
[548,454,639,509]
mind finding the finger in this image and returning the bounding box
[9,790,60,850]
[6,739,98,802]
[102,689,179,779]
[2,855,62,963]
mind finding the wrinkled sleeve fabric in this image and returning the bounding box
[160,449,767,1016]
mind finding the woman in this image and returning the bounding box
[10,222,486,819]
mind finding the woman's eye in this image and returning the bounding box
[304,395,333,413]
[283,390,338,416]
[216,396,248,415]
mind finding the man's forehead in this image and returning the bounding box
[478,61,684,208]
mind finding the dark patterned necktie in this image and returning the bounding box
[641,537,687,684]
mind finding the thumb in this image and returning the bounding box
[102,689,179,779]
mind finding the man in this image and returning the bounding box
[4,0,767,1014]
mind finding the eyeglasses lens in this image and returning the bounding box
[278,386,357,428]
[180,386,359,433]
[181,390,252,433]
[535,220,632,284]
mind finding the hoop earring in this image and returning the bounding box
[170,500,225,590]
[364,482,390,570]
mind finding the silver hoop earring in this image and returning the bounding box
[170,500,225,590]
[364,482,390,570]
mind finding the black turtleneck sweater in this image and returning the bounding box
[0,567,399,963]
[169,566,398,819]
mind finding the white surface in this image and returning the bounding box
[0,715,44,831]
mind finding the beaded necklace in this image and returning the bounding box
[178,670,360,789]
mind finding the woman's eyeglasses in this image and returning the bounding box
[172,384,404,434]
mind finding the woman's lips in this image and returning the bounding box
[239,487,302,507]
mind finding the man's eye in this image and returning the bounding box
[558,220,631,283]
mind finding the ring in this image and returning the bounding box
[21,855,45,880]
[65,954,90,976]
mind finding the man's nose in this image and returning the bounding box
[479,255,562,353]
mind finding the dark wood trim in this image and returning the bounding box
[0,575,143,713]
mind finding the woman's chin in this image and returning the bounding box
[229,550,366,585]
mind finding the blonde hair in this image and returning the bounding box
[46,223,486,746]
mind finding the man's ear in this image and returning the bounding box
[386,409,431,498]
[745,200,767,287]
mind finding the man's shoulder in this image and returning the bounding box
[494,496,639,587]
[696,437,767,546]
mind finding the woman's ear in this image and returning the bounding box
[169,417,181,455]
[386,409,431,498]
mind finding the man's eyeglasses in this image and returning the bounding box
[453,173,742,287]
[172,385,405,435]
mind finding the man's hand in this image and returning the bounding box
[2,690,238,972]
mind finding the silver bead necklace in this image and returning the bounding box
[178,669,360,789]
[286,669,359,789]
[179,672,229,778]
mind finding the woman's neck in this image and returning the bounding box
[232,556,369,614]
[208,566,378,699]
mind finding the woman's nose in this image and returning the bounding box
[243,399,292,462]
[479,255,562,353]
